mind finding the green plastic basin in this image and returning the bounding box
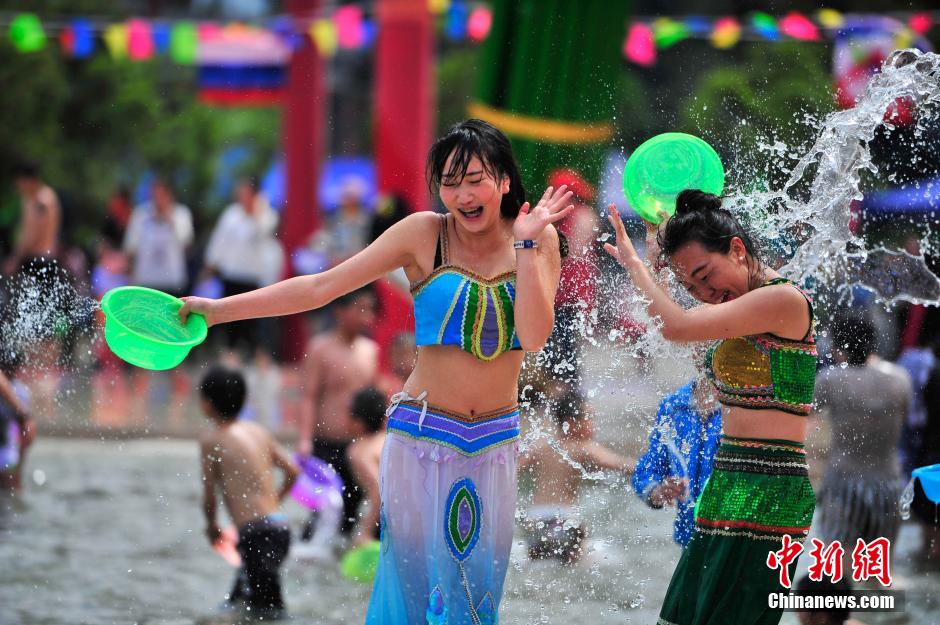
[101,286,207,370]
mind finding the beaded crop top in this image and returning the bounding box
[704,277,818,416]
[410,215,521,361]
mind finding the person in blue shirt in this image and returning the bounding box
[632,379,722,547]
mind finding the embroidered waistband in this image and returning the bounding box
[386,394,520,457]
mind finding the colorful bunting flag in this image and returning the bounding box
[335,5,364,50]
[10,13,46,53]
[128,19,154,60]
[780,12,820,41]
[428,0,451,15]
[817,8,845,30]
[652,17,689,48]
[711,17,740,49]
[152,22,171,54]
[311,19,338,58]
[909,13,933,36]
[170,22,198,64]
[445,0,469,41]
[467,6,492,42]
[103,23,128,59]
[624,22,655,66]
[751,12,779,40]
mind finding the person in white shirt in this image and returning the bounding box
[123,178,194,298]
[203,177,280,356]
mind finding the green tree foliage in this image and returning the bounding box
[679,43,835,191]
[0,37,280,248]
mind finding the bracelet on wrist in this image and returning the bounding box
[513,240,538,250]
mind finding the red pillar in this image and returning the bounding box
[375,0,435,213]
[281,0,325,361]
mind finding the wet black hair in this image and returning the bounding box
[832,311,876,366]
[12,159,39,179]
[658,190,761,264]
[350,387,387,434]
[794,575,852,624]
[553,391,589,428]
[426,119,527,219]
[333,284,377,310]
[199,366,246,421]
[239,175,260,192]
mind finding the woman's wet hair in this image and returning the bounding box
[658,189,761,264]
[426,119,527,219]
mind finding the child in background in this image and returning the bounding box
[346,387,388,545]
[198,367,300,620]
[520,392,634,564]
[0,354,34,492]
[632,379,722,548]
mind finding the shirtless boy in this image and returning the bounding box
[199,367,299,619]
[299,285,379,536]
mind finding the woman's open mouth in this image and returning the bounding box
[458,206,483,219]
[720,290,732,303]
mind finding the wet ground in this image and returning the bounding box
[1,438,937,625]
[2,346,938,624]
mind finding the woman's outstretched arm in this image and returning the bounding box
[180,212,438,326]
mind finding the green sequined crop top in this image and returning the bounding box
[704,277,818,416]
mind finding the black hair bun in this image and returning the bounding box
[675,189,722,216]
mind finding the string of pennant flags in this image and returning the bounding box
[3,5,937,66]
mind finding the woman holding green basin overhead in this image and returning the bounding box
[180,119,573,624]
[606,188,817,625]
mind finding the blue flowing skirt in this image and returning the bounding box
[365,399,520,625]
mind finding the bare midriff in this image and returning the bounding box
[721,406,808,443]
[402,345,524,414]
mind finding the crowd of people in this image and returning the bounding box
[1,116,939,624]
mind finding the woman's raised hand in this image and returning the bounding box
[512,185,574,241]
[603,204,642,269]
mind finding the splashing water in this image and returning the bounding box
[900,476,916,520]
[527,51,940,515]
[726,49,940,306]
[0,265,101,366]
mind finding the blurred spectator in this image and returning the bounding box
[896,331,936,475]
[369,193,412,291]
[542,169,599,389]
[298,286,379,539]
[101,185,132,248]
[309,177,370,266]
[4,160,77,367]
[202,176,279,357]
[5,160,61,276]
[369,193,411,244]
[123,178,194,298]
[632,379,722,547]
[815,312,910,573]
[910,334,940,562]
[0,352,34,491]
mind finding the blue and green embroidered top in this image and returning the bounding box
[411,215,521,361]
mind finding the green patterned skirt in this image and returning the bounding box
[658,436,815,625]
